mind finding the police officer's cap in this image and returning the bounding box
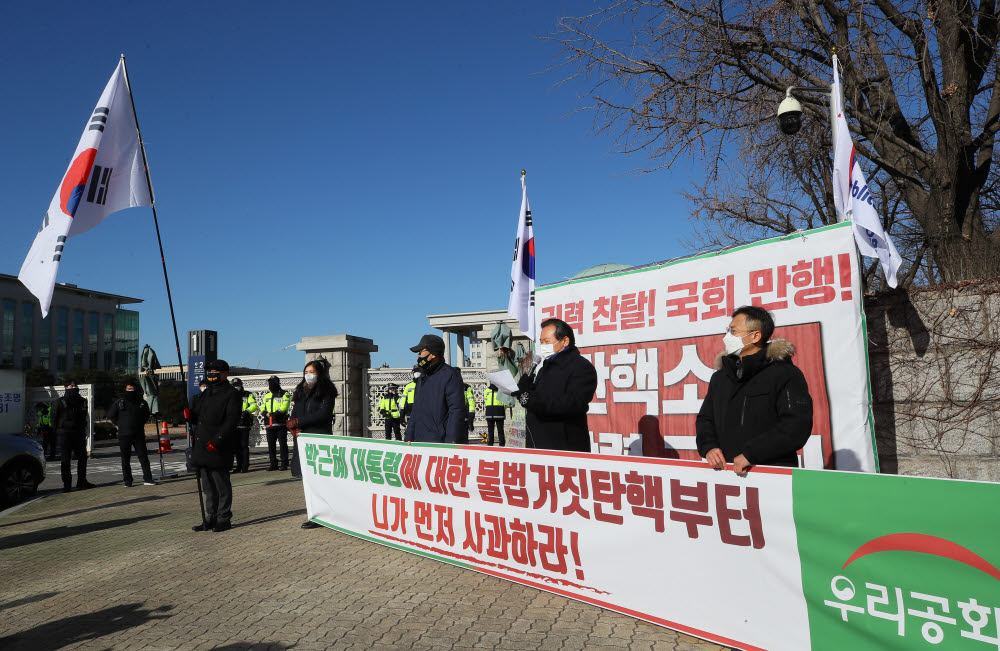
[409,334,445,357]
[206,359,230,372]
[387,383,398,389]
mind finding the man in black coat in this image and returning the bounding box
[51,380,93,492]
[107,379,156,487]
[515,318,598,452]
[403,334,466,444]
[696,306,813,474]
[189,359,242,532]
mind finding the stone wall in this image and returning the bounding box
[866,280,1000,480]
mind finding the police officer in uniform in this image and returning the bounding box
[379,385,403,441]
[260,376,291,471]
[483,383,507,447]
[399,367,420,422]
[36,403,55,460]
[107,379,156,486]
[231,378,258,473]
[463,383,476,435]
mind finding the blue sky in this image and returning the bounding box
[2,2,700,370]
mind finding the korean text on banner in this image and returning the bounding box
[299,435,809,651]
[535,223,876,472]
[298,435,1000,651]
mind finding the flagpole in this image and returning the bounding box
[119,54,187,389]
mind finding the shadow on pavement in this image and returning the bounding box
[0,513,168,550]
[0,602,172,651]
[0,495,175,529]
[233,509,306,528]
[210,644,293,650]
[0,592,59,611]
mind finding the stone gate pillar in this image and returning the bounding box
[295,335,378,437]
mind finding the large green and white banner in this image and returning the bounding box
[299,435,1000,650]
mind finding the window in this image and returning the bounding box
[88,312,99,368]
[40,313,51,370]
[114,309,139,373]
[1,300,13,367]
[21,303,34,370]
[56,308,68,371]
[103,314,113,370]
[73,310,84,368]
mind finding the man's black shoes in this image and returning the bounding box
[212,522,231,533]
[77,481,96,490]
[301,521,321,529]
[192,522,215,532]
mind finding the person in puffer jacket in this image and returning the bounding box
[696,306,813,474]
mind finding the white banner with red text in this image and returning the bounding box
[534,222,875,471]
[298,436,1000,651]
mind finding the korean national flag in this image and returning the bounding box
[18,58,152,317]
[508,176,536,338]
[831,60,902,287]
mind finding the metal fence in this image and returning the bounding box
[366,367,498,442]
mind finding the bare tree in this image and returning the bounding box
[550,0,1000,285]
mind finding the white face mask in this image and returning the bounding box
[412,372,421,380]
[304,372,318,386]
[723,332,747,355]
[536,343,556,360]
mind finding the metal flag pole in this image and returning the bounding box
[120,54,183,481]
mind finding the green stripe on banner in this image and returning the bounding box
[297,433,459,452]
[793,470,1000,649]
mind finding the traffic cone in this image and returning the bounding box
[158,421,174,453]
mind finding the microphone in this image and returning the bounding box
[526,354,543,378]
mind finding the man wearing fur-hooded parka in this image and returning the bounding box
[696,306,813,474]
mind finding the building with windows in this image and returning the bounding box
[0,273,141,375]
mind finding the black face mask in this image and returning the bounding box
[417,355,432,368]
[268,381,280,394]
[206,371,221,384]
[65,387,79,397]
[126,390,141,401]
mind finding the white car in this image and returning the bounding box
[0,433,46,508]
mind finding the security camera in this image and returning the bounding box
[777,95,803,135]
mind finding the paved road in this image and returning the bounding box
[39,437,275,492]
[1,455,731,651]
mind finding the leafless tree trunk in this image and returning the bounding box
[549,0,1000,286]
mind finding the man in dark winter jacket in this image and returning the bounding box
[515,318,598,452]
[189,359,242,532]
[107,379,156,487]
[51,380,93,492]
[696,306,813,474]
[403,334,466,444]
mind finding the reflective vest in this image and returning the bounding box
[261,391,290,426]
[400,381,416,412]
[483,388,503,407]
[37,407,52,427]
[379,395,401,419]
[241,392,258,414]
[465,387,475,413]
